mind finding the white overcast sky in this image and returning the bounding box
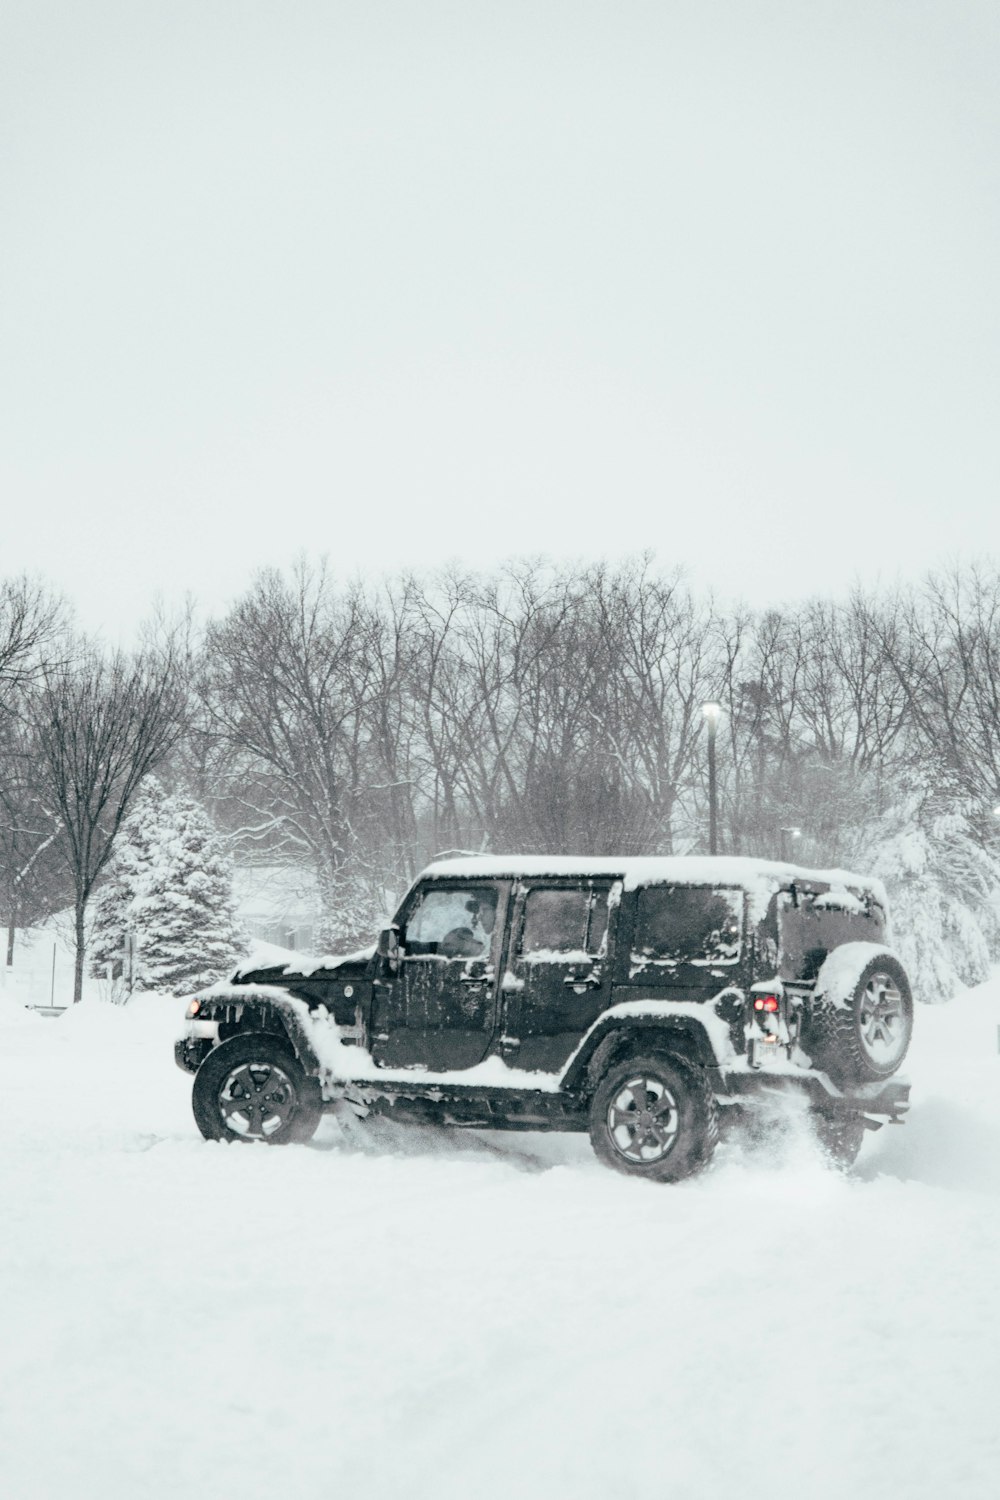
[1,1,998,638]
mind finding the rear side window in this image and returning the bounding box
[632,886,743,968]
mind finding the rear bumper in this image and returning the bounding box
[840,1076,911,1119]
[717,1069,911,1120]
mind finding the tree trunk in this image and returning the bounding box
[73,894,86,1004]
[6,899,15,967]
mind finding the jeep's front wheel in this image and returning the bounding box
[588,1054,718,1182]
[192,1034,323,1145]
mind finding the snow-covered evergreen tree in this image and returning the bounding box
[851,774,1000,1004]
[132,794,245,994]
[89,776,168,990]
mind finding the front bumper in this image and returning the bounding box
[174,1036,214,1074]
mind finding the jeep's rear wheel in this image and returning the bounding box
[588,1053,718,1182]
[192,1034,322,1145]
[810,956,913,1086]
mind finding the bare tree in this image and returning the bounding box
[199,562,406,941]
[0,577,67,961]
[880,565,1000,809]
[0,715,70,965]
[0,576,63,700]
[709,588,914,862]
[30,640,184,1002]
[592,560,720,853]
[711,604,802,854]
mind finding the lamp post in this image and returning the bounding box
[780,825,801,862]
[702,703,721,855]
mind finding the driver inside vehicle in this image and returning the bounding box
[439,892,498,959]
[403,886,500,959]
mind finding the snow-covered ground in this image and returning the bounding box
[3,980,1000,1500]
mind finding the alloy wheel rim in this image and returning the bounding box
[607,1074,679,1164]
[219,1061,297,1138]
[858,974,907,1066]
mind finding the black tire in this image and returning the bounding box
[588,1053,719,1182]
[812,1111,866,1169]
[808,954,913,1086]
[192,1033,323,1145]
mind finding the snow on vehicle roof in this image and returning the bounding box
[420,854,888,923]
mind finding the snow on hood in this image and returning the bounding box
[231,943,375,982]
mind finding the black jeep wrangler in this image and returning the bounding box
[175,855,913,1181]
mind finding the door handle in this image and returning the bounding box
[563,970,601,989]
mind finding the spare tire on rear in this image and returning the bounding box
[806,951,913,1086]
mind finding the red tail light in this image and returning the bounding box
[753,994,780,1013]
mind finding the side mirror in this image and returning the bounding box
[377,925,400,965]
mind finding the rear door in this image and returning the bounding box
[503,879,620,1073]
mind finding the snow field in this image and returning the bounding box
[2,984,1000,1499]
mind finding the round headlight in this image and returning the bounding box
[185,997,202,1019]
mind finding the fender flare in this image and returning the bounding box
[199,988,325,1077]
[561,1011,722,1094]
[259,996,325,1075]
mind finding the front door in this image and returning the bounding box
[370,880,508,1071]
[503,880,619,1073]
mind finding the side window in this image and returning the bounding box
[403,886,499,959]
[521,889,589,956]
[519,886,611,959]
[632,887,742,968]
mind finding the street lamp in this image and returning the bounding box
[780,825,801,862]
[702,703,721,855]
